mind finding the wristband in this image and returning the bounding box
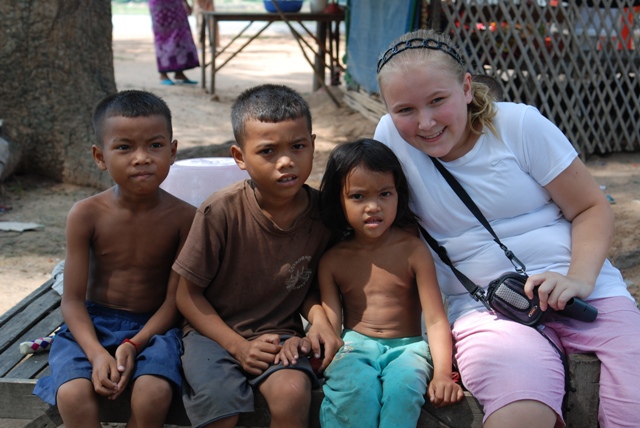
[121,338,139,354]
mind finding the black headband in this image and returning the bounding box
[377,37,465,73]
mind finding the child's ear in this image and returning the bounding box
[170,139,178,165]
[92,145,107,171]
[463,72,474,104]
[230,144,247,170]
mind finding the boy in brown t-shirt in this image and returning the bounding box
[173,84,342,428]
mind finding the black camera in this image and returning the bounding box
[556,297,598,322]
[486,272,544,326]
[486,272,598,325]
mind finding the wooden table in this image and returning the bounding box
[199,10,345,97]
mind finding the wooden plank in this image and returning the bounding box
[1,358,602,426]
[565,353,600,428]
[24,407,63,428]
[0,307,62,378]
[0,380,318,426]
[34,365,51,379]
[6,350,55,381]
[342,88,386,124]
[0,290,61,353]
[95,387,323,427]
[0,277,603,426]
[419,392,483,428]
[0,379,49,419]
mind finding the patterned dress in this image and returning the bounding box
[149,0,200,73]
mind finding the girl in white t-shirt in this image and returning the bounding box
[374,28,640,428]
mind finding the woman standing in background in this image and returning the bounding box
[149,0,200,85]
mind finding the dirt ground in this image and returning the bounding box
[1,15,639,317]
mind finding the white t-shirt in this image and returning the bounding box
[375,102,632,322]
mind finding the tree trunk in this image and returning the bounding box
[0,0,116,189]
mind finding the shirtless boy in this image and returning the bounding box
[34,90,196,428]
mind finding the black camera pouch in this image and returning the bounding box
[421,157,597,328]
[486,272,544,326]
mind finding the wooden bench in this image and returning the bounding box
[0,280,600,427]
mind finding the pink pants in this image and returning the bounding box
[452,296,640,427]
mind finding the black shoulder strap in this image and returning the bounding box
[418,224,491,308]
[428,156,526,274]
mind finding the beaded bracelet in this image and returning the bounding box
[121,338,140,354]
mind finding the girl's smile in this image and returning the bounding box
[382,63,475,161]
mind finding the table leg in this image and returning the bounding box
[330,20,340,85]
[210,17,218,95]
[314,21,328,91]
[201,13,207,90]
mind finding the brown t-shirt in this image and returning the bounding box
[173,180,332,340]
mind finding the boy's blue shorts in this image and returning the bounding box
[33,301,183,405]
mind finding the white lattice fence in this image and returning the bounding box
[434,0,639,157]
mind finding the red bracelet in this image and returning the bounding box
[121,338,139,354]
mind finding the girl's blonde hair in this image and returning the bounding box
[377,29,498,137]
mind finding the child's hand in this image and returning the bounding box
[306,322,343,373]
[428,373,464,408]
[234,334,282,376]
[275,336,311,366]
[112,342,137,399]
[90,352,121,398]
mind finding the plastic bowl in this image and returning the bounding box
[159,158,249,208]
[263,0,304,13]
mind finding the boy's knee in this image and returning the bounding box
[57,378,95,406]
[278,371,311,399]
[56,379,99,422]
[262,369,312,408]
[131,375,173,408]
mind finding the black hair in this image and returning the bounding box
[319,138,417,235]
[231,84,312,147]
[92,90,173,147]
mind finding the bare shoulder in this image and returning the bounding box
[319,239,354,269]
[322,238,356,258]
[389,228,434,270]
[66,188,114,225]
[391,229,435,277]
[392,227,428,251]
[160,190,197,223]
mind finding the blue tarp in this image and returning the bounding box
[345,0,420,94]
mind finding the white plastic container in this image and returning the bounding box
[160,157,249,208]
[309,0,328,13]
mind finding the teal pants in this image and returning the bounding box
[320,330,433,428]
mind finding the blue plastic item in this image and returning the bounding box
[263,0,304,13]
